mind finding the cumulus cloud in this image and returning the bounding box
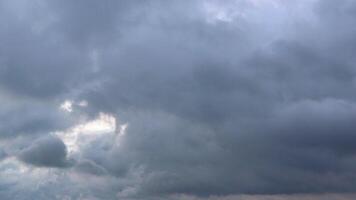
[18,135,72,168]
[0,0,356,199]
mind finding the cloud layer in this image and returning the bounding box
[1,0,356,199]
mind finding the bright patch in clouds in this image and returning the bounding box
[57,113,117,154]
[60,100,89,113]
[60,100,73,113]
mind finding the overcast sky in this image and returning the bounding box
[1,0,356,199]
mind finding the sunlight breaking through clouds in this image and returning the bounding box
[57,113,117,154]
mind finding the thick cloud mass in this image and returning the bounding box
[1,0,356,199]
[18,135,70,168]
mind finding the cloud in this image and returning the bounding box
[173,193,356,200]
[74,159,108,176]
[0,0,356,199]
[0,148,7,160]
[18,135,72,168]
[0,103,72,139]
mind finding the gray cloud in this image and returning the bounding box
[0,148,6,160]
[0,103,72,138]
[18,135,72,168]
[0,0,356,199]
[74,159,109,176]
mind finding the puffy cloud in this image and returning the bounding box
[18,135,72,168]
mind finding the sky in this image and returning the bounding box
[0,0,356,199]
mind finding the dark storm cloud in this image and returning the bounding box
[18,135,71,168]
[75,0,356,197]
[1,0,356,199]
